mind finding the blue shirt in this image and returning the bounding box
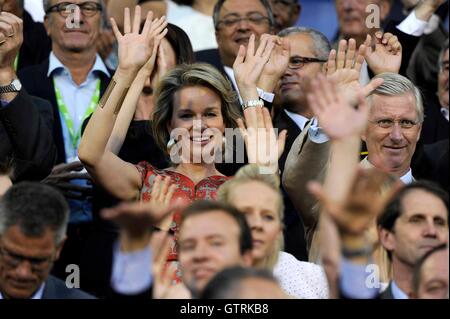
[48,52,110,224]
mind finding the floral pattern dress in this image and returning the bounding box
[136,162,230,283]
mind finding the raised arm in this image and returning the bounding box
[106,17,168,155]
[78,7,166,200]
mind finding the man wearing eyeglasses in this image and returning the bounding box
[17,0,113,288]
[0,182,93,299]
[196,0,278,104]
[362,72,423,184]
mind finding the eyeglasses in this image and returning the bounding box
[270,0,296,9]
[46,1,102,18]
[0,245,54,272]
[288,56,328,70]
[217,13,270,29]
[369,119,421,130]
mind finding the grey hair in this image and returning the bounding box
[0,182,69,245]
[278,26,331,61]
[438,39,449,71]
[368,72,424,123]
[213,0,275,30]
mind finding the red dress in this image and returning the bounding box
[136,162,230,282]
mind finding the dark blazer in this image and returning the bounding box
[18,11,52,72]
[42,275,95,299]
[18,59,113,164]
[420,90,449,145]
[379,282,395,299]
[0,88,57,181]
[273,110,303,174]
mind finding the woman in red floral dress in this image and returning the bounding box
[79,8,285,284]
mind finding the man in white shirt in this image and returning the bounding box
[361,72,424,184]
[377,181,449,299]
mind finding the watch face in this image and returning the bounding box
[12,79,22,91]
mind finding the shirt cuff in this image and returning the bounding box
[111,241,153,295]
[340,258,380,299]
[0,99,10,108]
[396,10,428,36]
[308,118,330,144]
[257,87,275,103]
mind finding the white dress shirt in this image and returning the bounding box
[0,283,45,299]
[223,66,275,105]
[284,109,310,131]
[391,280,409,299]
[441,107,449,122]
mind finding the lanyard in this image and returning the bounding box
[14,54,19,71]
[53,78,101,149]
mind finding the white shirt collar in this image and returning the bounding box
[0,283,45,299]
[400,169,414,185]
[283,109,310,130]
[363,158,414,185]
[441,107,449,122]
[391,281,409,299]
[47,51,110,78]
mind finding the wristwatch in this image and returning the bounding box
[243,99,264,110]
[0,79,22,94]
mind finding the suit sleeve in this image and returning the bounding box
[0,88,57,181]
[282,123,331,243]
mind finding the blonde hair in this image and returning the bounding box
[217,164,284,270]
[152,63,241,154]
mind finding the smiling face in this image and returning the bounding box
[228,181,282,265]
[0,225,62,299]
[44,0,102,54]
[168,85,225,164]
[215,0,272,67]
[363,93,422,177]
[438,49,449,109]
[277,32,325,116]
[381,189,449,269]
[178,210,250,294]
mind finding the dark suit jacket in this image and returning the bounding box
[274,110,303,174]
[420,90,449,145]
[379,282,395,299]
[18,11,52,72]
[18,59,113,164]
[0,88,57,181]
[42,275,95,299]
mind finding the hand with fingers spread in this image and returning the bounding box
[364,32,402,75]
[102,175,177,251]
[325,39,383,106]
[258,36,290,93]
[110,6,168,74]
[151,232,191,299]
[233,34,276,104]
[308,168,402,236]
[41,161,92,200]
[237,106,286,174]
[307,74,376,140]
[0,11,23,71]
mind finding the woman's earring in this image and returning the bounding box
[167,138,176,153]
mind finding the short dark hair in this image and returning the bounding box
[213,0,275,30]
[377,181,449,232]
[0,182,69,245]
[180,200,253,255]
[412,243,448,294]
[200,266,277,299]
